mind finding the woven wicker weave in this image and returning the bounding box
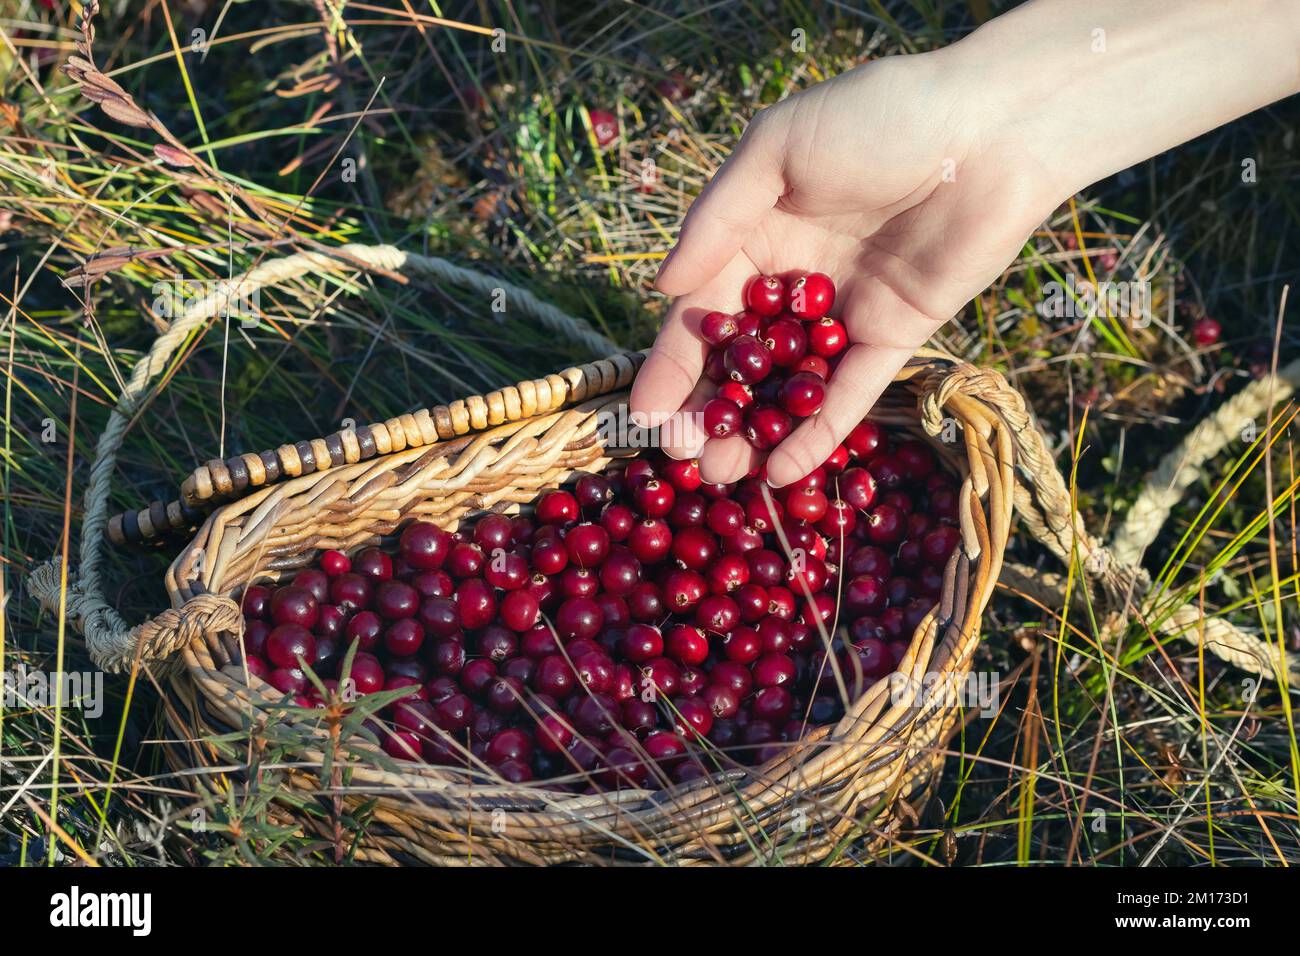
[138,348,1023,865]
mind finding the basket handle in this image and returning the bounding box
[921,362,1299,684]
[27,243,620,672]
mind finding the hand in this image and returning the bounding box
[630,0,1300,489]
[630,50,1059,487]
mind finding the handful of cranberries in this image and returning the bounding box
[701,271,845,450]
[237,420,961,791]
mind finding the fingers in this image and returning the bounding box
[657,377,712,460]
[699,435,761,485]
[630,256,752,430]
[764,343,912,488]
[655,111,786,297]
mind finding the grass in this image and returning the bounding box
[2,0,1298,865]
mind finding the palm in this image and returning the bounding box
[631,58,1056,486]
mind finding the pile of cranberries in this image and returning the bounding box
[236,421,962,791]
[701,271,846,450]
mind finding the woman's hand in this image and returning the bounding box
[630,0,1300,489]
[630,49,1058,487]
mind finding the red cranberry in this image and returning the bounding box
[588,108,618,147]
[673,697,714,738]
[536,714,574,753]
[709,660,753,698]
[327,573,370,611]
[795,354,831,378]
[345,610,383,652]
[536,490,580,525]
[565,522,611,568]
[500,589,540,631]
[269,586,319,629]
[661,457,702,493]
[922,525,962,567]
[743,275,785,317]
[343,652,385,695]
[716,381,753,409]
[473,514,514,553]
[701,309,740,346]
[460,658,496,696]
[292,568,329,604]
[429,639,466,677]
[845,420,886,461]
[486,675,527,715]
[600,503,636,542]
[640,657,681,698]
[484,549,529,590]
[722,626,762,664]
[384,618,425,657]
[787,272,835,319]
[663,623,709,666]
[845,574,887,615]
[630,478,675,518]
[1193,316,1221,347]
[743,404,791,450]
[785,486,829,523]
[454,578,496,630]
[266,624,316,669]
[752,686,793,724]
[663,568,707,612]
[354,546,394,581]
[433,693,475,733]
[724,335,772,384]
[268,667,307,695]
[627,582,665,622]
[555,597,603,640]
[838,467,877,511]
[808,317,847,357]
[575,474,614,513]
[704,397,743,438]
[241,584,272,619]
[779,371,826,417]
[762,318,808,367]
[534,655,577,698]
[865,504,906,546]
[627,518,673,563]
[620,623,663,663]
[375,580,418,620]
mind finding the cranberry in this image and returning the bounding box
[555,596,603,640]
[838,467,877,511]
[292,568,329,604]
[762,318,808,367]
[724,335,772,384]
[266,624,316,669]
[845,420,886,461]
[845,574,887,615]
[621,623,663,663]
[663,568,707,612]
[1193,315,1221,347]
[709,660,753,698]
[627,582,664,622]
[640,657,681,698]
[486,675,526,715]
[630,478,675,518]
[752,686,794,724]
[536,490,580,525]
[703,398,743,438]
[865,504,906,546]
[345,610,383,652]
[269,586,319,629]
[534,655,577,698]
[410,569,454,598]
[743,404,791,450]
[700,309,740,346]
[384,618,425,657]
[600,503,637,542]
[434,693,475,733]
[627,518,673,563]
[795,354,831,379]
[375,580,418,620]
[343,652,385,695]
[354,546,394,581]
[787,272,835,319]
[455,578,496,630]
[473,514,514,553]
[922,525,962,567]
[743,275,785,317]
[716,381,753,409]
[327,573,369,611]
[399,524,452,572]
[500,589,540,632]
[779,371,826,417]
[808,317,847,357]
[661,457,702,493]
[785,485,829,523]
[673,697,714,738]
[722,626,762,664]
[565,522,611,568]
[460,658,497,696]
[588,108,618,147]
[241,584,272,619]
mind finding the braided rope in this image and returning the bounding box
[1000,562,1300,684]
[1111,357,1300,567]
[26,243,618,671]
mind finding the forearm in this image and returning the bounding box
[946,0,1300,198]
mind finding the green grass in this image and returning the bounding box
[2,0,1299,865]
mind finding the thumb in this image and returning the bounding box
[655,110,786,297]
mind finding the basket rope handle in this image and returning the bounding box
[923,364,1299,684]
[26,243,620,672]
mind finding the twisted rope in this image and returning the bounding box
[26,243,617,671]
[1111,356,1300,567]
[1000,562,1300,684]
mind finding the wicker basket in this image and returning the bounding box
[106,348,1034,866]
